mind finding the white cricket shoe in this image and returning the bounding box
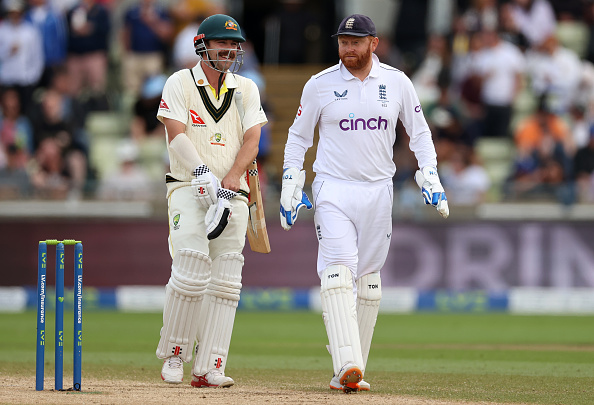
[336,362,362,393]
[191,369,234,388]
[330,375,370,391]
[161,356,184,384]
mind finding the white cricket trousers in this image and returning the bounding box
[312,175,393,281]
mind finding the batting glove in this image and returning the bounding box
[191,164,220,209]
[280,167,312,231]
[205,188,237,240]
[414,166,449,219]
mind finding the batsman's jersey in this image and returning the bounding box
[158,63,267,197]
[284,54,437,182]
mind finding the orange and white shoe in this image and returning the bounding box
[330,375,370,391]
[335,363,362,393]
[191,369,234,388]
[161,356,183,384]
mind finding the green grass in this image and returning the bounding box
[1,311,593,404]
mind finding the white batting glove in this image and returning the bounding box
[280,167,312,231]
[191,164,220,208]
[414,166,449,219]
[205,188,237,240]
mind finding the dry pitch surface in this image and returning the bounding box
[0,376,524,405]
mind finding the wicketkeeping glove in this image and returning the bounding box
[280,167,312,231]
[192,164,220,208]
[414,166,449,219]
[205,188,237,240]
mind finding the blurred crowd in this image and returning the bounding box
[0,0,593,206]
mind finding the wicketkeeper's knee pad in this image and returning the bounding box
[356,272,381,371]
[193,252,243,375]
[320,265,363,376]
[156,249,210,362]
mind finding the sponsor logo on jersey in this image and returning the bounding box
[159,99,170,110]
[415,104,422,113]
[210,132,226,146]
[334,89,348,100]
[189,110,206,127]
[296,104,303,118]
[339,113,388,131]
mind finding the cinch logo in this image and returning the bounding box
[339,113,388,131]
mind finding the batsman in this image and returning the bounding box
[155,14,267,387]
[281,14,449,393]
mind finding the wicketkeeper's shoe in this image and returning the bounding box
[330,375,370,391]
[161,356,184,384]
[336,362,363,393]
[191,369,234,388]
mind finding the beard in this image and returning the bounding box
[339,44,372,70]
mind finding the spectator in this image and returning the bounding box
[507,95,574,201]
[121,0,173,97]
[471,28,526,137]
[505,0,557,47]
[0,0,44,117]
[169,0,216,34]
[172,14,202,69]
[25,0,68,88]
[525,34,582,114]
[0,87,34,166]
[130,74,167,140]
[412,34,451,106]
[573,124,594,202]
[441,145,491,205]
[0,144,32,198]
[97,140,153,200]
[65,0,110,104]
[30,89,87,199]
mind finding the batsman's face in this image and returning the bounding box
[206,39,240,71]
[338,36,377,70]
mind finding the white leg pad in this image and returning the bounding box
[356,272,381,373]
[320,265,363,376]
[193,252,243,376]
[157,249,210,362]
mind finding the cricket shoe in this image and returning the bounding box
[336,362,362,393]
[161,356,184,384]
[330,375,370,391]
[191,369,234,388]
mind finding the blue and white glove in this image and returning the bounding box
[280,167,312,230]
[191,164,220,208]
[414,166,449,219]
[205,188,237,240]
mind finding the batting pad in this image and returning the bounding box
[156,249,210,363]
[320,265,363,376]
[356,272,382,373]
[193,252,243,376]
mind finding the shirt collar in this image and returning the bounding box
[191,62,239,89]
[339,53,381,81]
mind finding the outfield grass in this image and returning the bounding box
[1,311,593,404]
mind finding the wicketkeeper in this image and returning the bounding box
[281,14,449,393]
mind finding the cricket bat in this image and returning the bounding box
[246,159,271,253]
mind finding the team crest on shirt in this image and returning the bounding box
[334,90,348,100]
[378,84,389,106]
[189,110,206,127]
[210,132,226,146]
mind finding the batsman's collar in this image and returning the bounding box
[191,62,239,88]
[333,14,377,37]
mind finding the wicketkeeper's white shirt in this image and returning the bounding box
[284,53,437,182]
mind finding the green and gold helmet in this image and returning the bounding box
[193,14,246,73]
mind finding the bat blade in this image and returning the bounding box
[246,160,271,253]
